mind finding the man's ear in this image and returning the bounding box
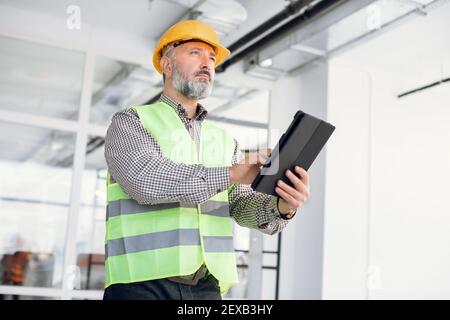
[160,56,172,79]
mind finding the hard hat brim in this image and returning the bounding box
[153,36,230,74]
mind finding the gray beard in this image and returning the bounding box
[171,63,212,100]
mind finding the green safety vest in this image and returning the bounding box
[104,101,239,294]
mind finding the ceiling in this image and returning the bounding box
[246,0,445,77]
[0,0,288,46]
[0,0,184,38]
[333,0,450,93]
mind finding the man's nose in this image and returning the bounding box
[199,64,213,77]
[200,55,213,70]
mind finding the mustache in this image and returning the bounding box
[194,70,211,80]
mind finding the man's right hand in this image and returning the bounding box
[229,148,272,185]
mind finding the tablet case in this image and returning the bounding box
[250,110,335,196]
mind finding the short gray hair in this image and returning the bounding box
[162,44,176,82]
[162,43,176,59]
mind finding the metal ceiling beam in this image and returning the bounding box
[398,76,450,98]
[216,0,348,73]
[225,0,318,56]
[289,0,448,77]
[290,44,327,57]
[255,0,378,66]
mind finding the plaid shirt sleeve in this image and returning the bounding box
[104,108,230,205]
[228,139,290,236]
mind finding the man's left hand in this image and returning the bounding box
[275,166,310,215]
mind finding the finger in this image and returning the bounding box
[276,179,296,197]
[275,186,299,208]
[285,169,310,197]
[295,166,310,190]
[275,183,308,207]
[259,148,272,159]
[245,152,260,165]
[277,179,305,201]
[257,148,272,165]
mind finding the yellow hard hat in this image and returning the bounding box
[152,20,231,74]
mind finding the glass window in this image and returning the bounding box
[0,36,84,120]
[75,136,107,291]
[0,121,75,292]
[261,269,277,300]
[224,251,249,299]
[263,233,279,252]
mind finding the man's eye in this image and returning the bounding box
[210,57,216,62]
[191,51,199,55]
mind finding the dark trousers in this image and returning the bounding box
[103,274,222,300]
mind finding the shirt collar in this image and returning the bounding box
[159,93,208,122]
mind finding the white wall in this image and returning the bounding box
[275,3,450,300]
[270,62,329,300]
[323,55,450,300]
[322,2,450,300]
[369,68,450,299]
[322,61,372,299]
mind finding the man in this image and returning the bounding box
[103,20,310,300]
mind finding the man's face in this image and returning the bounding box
[168,41,216,100]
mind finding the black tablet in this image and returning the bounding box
[250,110,335,196]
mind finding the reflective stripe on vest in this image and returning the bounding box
[105,230,234,257]
[104,102,238,294]
[106,199,230,220]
